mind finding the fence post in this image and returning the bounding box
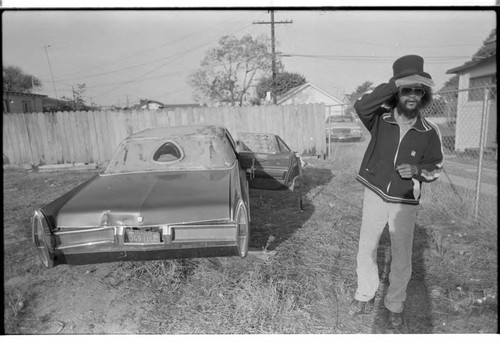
[327,106,331,158]
[473,86,490,221]
[22,113,36,166]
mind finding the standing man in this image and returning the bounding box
[349,55,443,329]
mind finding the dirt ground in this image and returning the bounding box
[3,148,497,335]
[3,166,307,334]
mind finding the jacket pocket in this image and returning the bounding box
[389,177,418,200]
[364,160,392,190]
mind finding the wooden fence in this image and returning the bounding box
[2,104,326,167]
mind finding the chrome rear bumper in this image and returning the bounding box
[49,224,241,265]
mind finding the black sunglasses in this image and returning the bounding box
[399,87,425,97]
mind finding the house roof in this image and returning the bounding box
[447,29,496,74]
[141,99,165,106]
[163,103,202,109]
[42,96,68,104]
[277,82,345,105]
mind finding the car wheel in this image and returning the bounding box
[32,213,55,268]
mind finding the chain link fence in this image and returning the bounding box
[422,81,497,227]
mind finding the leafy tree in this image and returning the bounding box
[60,84,89,111]
[189,35,281,106]
[346,81,374,115]
[72,83,88,110]
[254,71,307,104]
[3,65,42,93]
[439,74,459,92]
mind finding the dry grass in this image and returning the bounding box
[3,141,497,334]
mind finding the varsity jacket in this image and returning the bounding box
[354,81,444,205]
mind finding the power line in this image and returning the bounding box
[55,14,256,82]
[90,21,257,101]
[253,10,293,104]
[278,53,471,61]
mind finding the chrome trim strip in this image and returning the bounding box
[169,223,237,229]
[57,240,115,250]
[166,217,231,226]
[55,222,238,249]
[57,225,114,229]
[56,217,231,230]
[54,227,114,235]
[101,163,237,176]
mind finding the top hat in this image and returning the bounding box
[392,55,432,80]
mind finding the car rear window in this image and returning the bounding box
[238,134,278,154]
[103,134,236,174]
[153,142,183,162]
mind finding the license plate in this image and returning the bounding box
[125,230,161,244]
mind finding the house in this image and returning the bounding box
[128,99,165,111]
[162,103,202,110]
[126,100,202,111]
[3,91,47,113]
[42,97,75,112]
[99,105,123,111]
[446,29,496,152]
[276,82,347,119]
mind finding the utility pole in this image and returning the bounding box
[253,10,292,104]
[72,86,77,110]
[44,44,58,98]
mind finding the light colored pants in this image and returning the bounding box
[354,188,418,313]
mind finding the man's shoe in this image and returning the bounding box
[348,299,375,316]
[388,311,403,328]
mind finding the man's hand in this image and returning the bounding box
[396,164,418,179]
[395,75,435,88]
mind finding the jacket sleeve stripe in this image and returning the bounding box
[424,118,445,164]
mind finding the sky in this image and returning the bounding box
[2,9,496,107]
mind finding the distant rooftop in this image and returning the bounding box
[447,29,496,74]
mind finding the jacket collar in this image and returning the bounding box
[382,110,433,132]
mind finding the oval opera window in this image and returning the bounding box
[153,141,183,163]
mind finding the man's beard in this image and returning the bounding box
[396,100,420,119]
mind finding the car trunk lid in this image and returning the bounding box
[53,170,232,228]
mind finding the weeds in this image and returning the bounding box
[3,142,496,334]
[4,286,30,334]
[130,259,197,289]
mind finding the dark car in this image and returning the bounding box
[325,115,362,142]
[32,125,251,268]
[236,132,303,209]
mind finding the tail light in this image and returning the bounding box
[235,201,249,258]
[32,210,54,268]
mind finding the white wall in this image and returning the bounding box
[280,86,345,119]
[455,60,496,151]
